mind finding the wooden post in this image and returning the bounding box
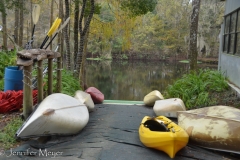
[37,61,43,103]
[23,65,33,119]
[48,58,53,95]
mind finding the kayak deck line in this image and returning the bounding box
[103,100,144,105]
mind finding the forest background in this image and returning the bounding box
[0,0,224,83]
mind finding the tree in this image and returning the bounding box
[0,0,8,50]
[14,1,19,45]
[64,0,71,70]
[120,0,157,17]
[189,0,201,71]
[73,0,80,67]
[75,0,95,78]
[19,0,24,47]
[58,0,64,54]
[198,0,225,57]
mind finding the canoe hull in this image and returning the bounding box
[153,98,186,118]
[143,90,164,106]
[74,90,95,112]
[16,93,89,138]
[177,105,240,154]
[85,87,104,104]
[139,116,189,158]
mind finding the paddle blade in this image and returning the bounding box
[47,18,61,37]
[32,4,40,24]
[56,17,70,33]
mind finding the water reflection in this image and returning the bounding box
[85,60,217,101]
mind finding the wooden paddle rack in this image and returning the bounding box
[16,49,62,119]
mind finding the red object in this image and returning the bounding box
[0,90,38,113]
[85,87,104,104]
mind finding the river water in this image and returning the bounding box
[85,60,217,101]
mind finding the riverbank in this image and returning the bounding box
[88,51,219,64]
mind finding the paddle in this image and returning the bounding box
[44,17,70,49]
[31,4,40,42]
[25,4,40,50]
[39,17,62,49]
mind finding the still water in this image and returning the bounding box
[85,60,217,101]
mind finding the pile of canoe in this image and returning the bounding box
[140,90,240,157]
[16,86,104,139]
[140,90,189,158]
[15,88,240,157]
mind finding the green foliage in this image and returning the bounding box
[60,70,81,96]
[120,54,128,60]
[120,0,157,17]
[0,50,17,90]
[165,69,229,109]
[0,117,23,149]
[84,1,101,16]
[99,2,115,22]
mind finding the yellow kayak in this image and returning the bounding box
[139,116,189,158]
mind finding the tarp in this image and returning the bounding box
[3,104,240,160]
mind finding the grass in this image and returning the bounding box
[165,69,229,109]
[179,60,202,64]
[0,117,23,149]
[87,57,102,60]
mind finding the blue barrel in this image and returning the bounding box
[4,66,23,91]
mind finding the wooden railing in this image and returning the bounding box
[17,49,62,119]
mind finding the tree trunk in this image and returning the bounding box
[14,3,19,45]
[74,0,80,69]
[0,0,7,50]
[59,0,64,55]
[80,17,90,88]
[76,0,95,77]
[189,0,201,71]
[19,0,24,48]
[64,0,71,70]
[50,0,54,50]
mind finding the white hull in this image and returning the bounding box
[143,90,164,106]
[74,90,94,112]
[153,98,186,118]
[16,93,89,138]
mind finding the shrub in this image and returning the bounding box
[165,69,229,109]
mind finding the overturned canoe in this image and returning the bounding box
[178,105,240,154]
[16,93,89,138]
[139,116,189,158]
[143,90,164,106]
[85,87,104,104]
[153,98,186,118]
[74,90,94,112]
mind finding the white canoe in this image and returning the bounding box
[153,98,186,118]
[74,90,95,112]
[16,93,89,138]
[143,90,164,106]
[178,105,240,154]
